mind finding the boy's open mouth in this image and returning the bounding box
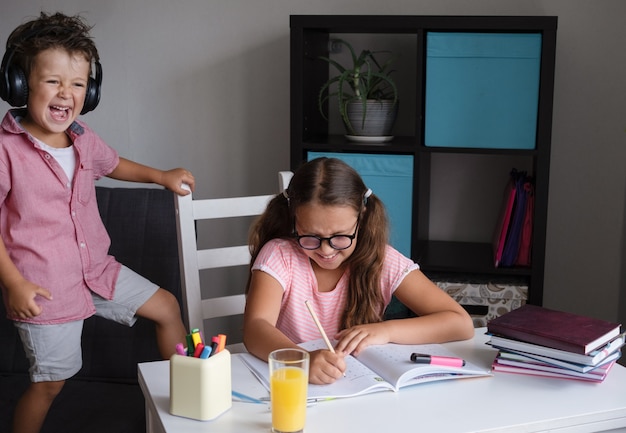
[50,105,70,121]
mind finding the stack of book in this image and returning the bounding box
[487,304,624,382]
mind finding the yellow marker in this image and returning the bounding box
[191,328,202,348]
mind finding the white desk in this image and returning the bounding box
[138,328,626,433]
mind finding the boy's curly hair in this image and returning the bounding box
[6,12,99,78]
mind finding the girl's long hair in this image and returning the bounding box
[247,157,389,328]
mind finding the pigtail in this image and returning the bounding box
[341,193,388,328]
[246,192,291,294]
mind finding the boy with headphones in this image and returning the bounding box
[0,12,195,433]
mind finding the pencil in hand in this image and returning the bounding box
[305,300,346,378]
[304,300,335,353]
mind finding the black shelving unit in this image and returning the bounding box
[290,15,557,306]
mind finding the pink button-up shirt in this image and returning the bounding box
[0,109,121,324]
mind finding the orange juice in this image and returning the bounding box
[270,366,307,432]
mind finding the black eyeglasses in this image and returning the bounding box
[294,219,359,250]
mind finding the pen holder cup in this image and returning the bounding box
[169,350,232,421]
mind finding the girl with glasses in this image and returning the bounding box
[243,157,473,384]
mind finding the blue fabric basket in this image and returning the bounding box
[307,152,413,256]
[425,32,542,149]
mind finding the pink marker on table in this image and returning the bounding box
[410,352,466,368]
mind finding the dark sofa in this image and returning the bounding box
[0,186,181,433]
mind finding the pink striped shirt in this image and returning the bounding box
[252,238,419,344]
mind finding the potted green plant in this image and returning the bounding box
[318,39,398,141]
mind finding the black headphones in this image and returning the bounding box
[0,26,102,115]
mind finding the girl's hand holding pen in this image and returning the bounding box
[308,349,346,385]
[303,300,347,384]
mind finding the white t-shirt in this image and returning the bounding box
[34,138,76,182]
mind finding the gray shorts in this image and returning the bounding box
[14,265,159,382]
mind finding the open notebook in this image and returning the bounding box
[238,339,491,401]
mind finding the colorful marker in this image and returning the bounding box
[191,328,203,348]
[410,353,465,368]
[193,342,205,358]
[216,334,227,353]
[185,334,195,356]
[175,343,187,356]
[208,336,220,357]
[199,345,212,359]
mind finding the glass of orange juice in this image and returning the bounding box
[269,348,309,433]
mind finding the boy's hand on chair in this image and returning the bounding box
[161,168,195,195]
[308,349,346,385]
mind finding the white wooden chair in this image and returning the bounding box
[175,171,293,343]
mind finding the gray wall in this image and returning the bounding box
[2,1,624,327]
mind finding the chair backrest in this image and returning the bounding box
[175,171,293,338]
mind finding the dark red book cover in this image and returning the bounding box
[492,177,516,267]
[487,304,622,354]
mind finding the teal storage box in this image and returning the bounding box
[307,152,413,256]
[425,32,542,149]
